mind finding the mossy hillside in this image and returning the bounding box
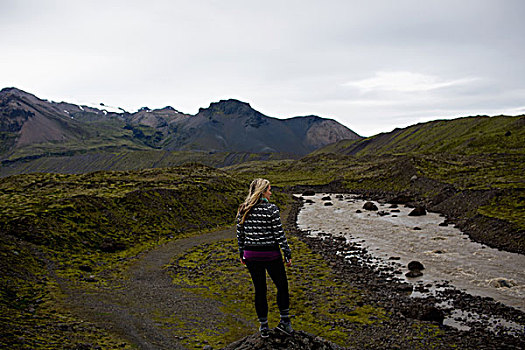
[0,164,245,348]
[314,115,524,156]
[0,149,297,178]
[167,237,388,349]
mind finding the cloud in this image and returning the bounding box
[343,71,479,93]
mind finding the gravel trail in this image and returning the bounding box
[61,228,236,350]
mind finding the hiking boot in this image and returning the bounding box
[276,320,294,335]
[259,323,270,338]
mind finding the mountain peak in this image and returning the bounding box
[0,87,34,98]
[199,99,257,116]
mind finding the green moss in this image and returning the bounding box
[167,237,386,348]
[478,193,525,229]
[0,164,246,348]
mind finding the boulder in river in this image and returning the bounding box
[408,206,427,216]
[322,196,332,201]
[302,190,315,196]
[408,261,425,271]
[363,202,378,211]
[324,202,333,206]
[488,278,517,288]
[406,261,425,278]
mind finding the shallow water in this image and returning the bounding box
[296,194,525,313]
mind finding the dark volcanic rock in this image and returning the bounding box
[405,270,423,278]
[321,196,331,201]
[402,305,444,324]
[223,330,344,350]
[324,202,333,206]
[363,202,378,211]
[78,264,93,272]
[408,206,427,216]
[408,261,425,271]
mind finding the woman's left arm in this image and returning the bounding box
[270,205,292,261]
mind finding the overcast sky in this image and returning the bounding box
[1,0,524,136]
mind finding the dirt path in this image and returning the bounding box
[62,227,237,349]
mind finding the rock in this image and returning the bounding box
[408,206,427,216]
[223,330,344,349]
[408,261,425,271]
[405,270,423,278]
[505,130,511,136]
[322,196,331,201]
[413,227,422,230]
[302,190,315,196]
[403,305,444,323]
[324,202,333,206]
[410,175,418,182]
[363,202,378,211]
[305,199,315,204]
[84,275,98,282]
[79,264,93,272]
[438,222,448,227]
[489,278,517,288]
[389,204,398,208]
[356,210,362,213]
[377,211,389,216]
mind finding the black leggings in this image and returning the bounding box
[245,259,289,320]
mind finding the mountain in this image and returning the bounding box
[312,115,524,156]
[0,88,360,170]
[160,99,360,154]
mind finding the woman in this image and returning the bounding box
[236,178,293,338]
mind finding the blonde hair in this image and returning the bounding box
[237,178,270,225]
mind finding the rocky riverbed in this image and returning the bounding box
[275,193,525,349]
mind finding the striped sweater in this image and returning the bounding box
[236,200,292,260]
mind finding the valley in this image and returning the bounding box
[0,92,523,348]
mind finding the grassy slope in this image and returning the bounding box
[315,115,524,156]
[0,164,246,349]
[0,150,297,178]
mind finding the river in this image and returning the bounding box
[296,193,525,332]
